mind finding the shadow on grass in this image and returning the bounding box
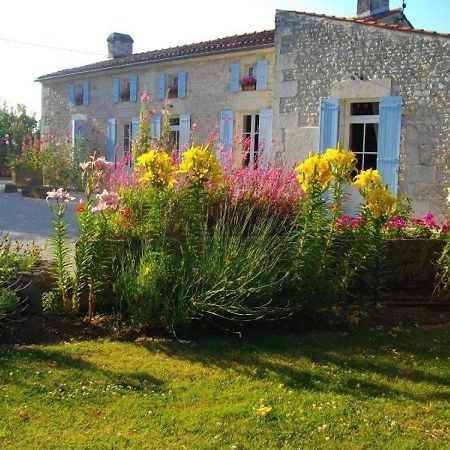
[140,327,450,403]
[0,347,164,392]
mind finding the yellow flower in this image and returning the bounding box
[136,149,176,188]
[365,186,396,219]
[178,144,222,186]
[323,145,357,180]
[256,406,272,416]
[352,169,383,190]
[295,153,333,193]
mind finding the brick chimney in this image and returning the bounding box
[107,33,134,59]
[357,0,390,17]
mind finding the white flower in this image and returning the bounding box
[46,188,75,202]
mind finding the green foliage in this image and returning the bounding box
[0,287,19,321]
[435,237,450,300]
[0,103,37,176]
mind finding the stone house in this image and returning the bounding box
[37,31,275,169]
[37,0,449,214]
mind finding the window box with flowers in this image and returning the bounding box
[240,76,256,91]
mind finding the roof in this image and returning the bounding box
[37,30,275,81]
[281,9,450,39]
[353,7,413,28]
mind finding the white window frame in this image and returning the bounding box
[123,122,132,154]
[241,112,260,168]
[169,116,180,150]
[344,99,379,171]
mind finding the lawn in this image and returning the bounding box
[0,325,449,449]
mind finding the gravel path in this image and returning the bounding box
[0,182,79,258]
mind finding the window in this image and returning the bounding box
[169,117,180,150]
[123,123,131,154]
[75,85,84,106]
[241,65,257,91]
[121,79,131,102]
[167,74,179,99]
[242,113,259,168]
[347,102,379,171]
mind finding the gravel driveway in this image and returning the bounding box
[0,182,79,257]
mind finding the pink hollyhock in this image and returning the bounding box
[140,92,150,103]
[386,216,406,229]
[350,216,364,228]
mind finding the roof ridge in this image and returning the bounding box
[281,10,449,39]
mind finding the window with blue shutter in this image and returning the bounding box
[157,74,166,100]
[107,118,116,162]
[82,80,90,106]
[112,78,120,104]
[230,63,240,93]
[68,84,75,105]
[129,74,138,102]
[318,98,339,153]
[256,60,268,91]
[151,115,161,140]
[178,71,186,98]
[179,113,191,150]
[258,108,273,167]
[131,117,139,139]
[220,110,234,152]
[377,96,402,195]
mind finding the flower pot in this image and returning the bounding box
[12,166,43,188]
[242,83,256,91]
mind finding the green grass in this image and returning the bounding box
[1,326,449,449]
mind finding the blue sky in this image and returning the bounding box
[0,0,448,117]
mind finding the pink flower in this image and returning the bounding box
[350,216,364,228]
[140,92,150,103]
[46,188,75,203]
[335,215,351,230]
[92,189,120,212]
[192,122,198,132]
[386,216,406,229]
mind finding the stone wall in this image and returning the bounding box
[40,47,274,160]
[273,10,450,215]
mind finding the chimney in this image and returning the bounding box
[357,0,390,17]
[107,33,134,59]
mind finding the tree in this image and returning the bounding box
[0,103,38,176]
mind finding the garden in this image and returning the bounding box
[1,96,449,448]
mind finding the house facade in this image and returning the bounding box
[37,0,450,214]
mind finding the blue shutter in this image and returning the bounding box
[112,78,120,103]
[178,71,186,98]
[230,63,240,93]
[179,113,191,150]
[82,80,90,106]
[68,84,75,105]
[258,108,273,167]
[378,96,402,196]
[318,98,339,152]
[131,117,139,139]
[71,119,87,146]
[157,73,166,100]
[256,60,268,91]
[129,74,138,102]
[220,110,233,152]
[107,118,116,161]
[151,115,161,140]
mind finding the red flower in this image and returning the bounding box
[75,200,84,214]
[122,207,132,219]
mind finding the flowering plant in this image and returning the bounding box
[240,76,256,86]
[136,149,177,188]
[178,144,221,187]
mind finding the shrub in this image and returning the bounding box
[0,287,20,321]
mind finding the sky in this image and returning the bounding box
[0,0,448,119]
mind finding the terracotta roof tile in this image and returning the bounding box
[37,30,275,81]
[284,10,449,39]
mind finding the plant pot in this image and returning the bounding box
[12,166,43,188]
[242,83,256,91]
